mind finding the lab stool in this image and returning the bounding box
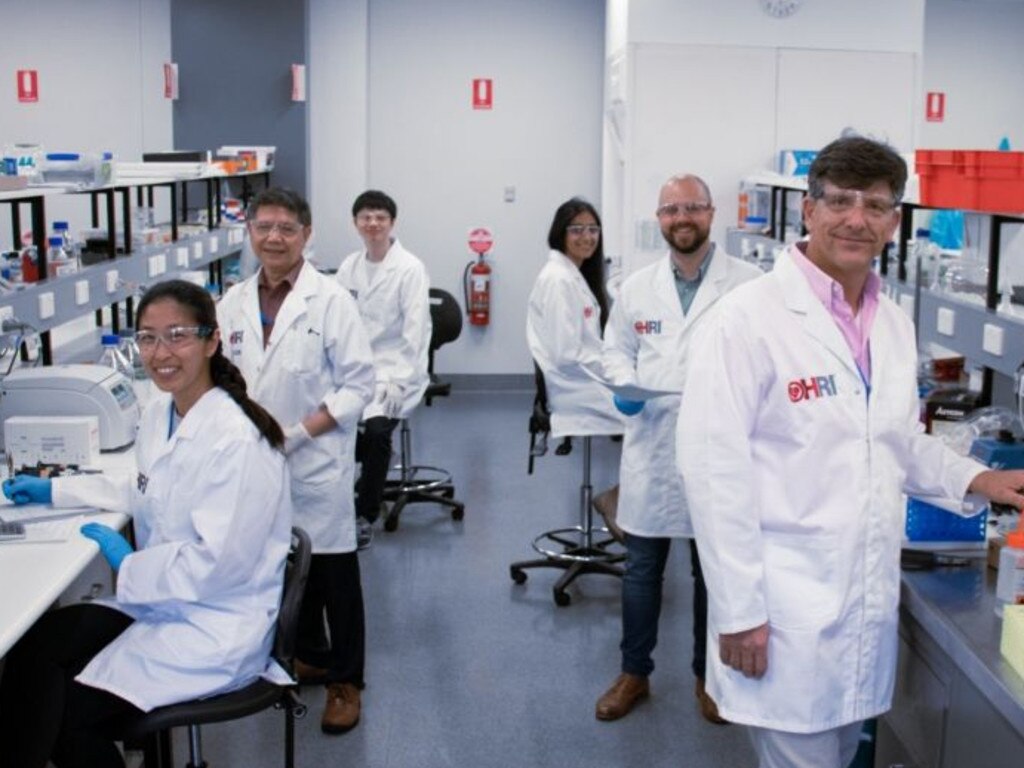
[510,435,624,606]
[381,415,465,531]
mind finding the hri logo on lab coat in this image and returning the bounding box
[787,374,838,403]
[633,319,662,335]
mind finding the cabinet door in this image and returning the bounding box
[942,672,1024,768]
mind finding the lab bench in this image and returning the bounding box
[875,563,1024,767]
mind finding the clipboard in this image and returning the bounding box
[581,365,680,402]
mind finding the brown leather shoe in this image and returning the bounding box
[322,682,361,734]
[595,672,649,721]
[592,485,624,544]
[293,658,328,685]
[695,677,728,725]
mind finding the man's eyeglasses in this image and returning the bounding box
[814,189,899,219]
[135,326,213,351]
[567,225,601,237]
[656,202,713,218]
[250,221,304,238]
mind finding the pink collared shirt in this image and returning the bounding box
[789,242,880,384]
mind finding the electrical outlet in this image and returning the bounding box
[148,253,167,277]
[209,236,219,254]
[982,323,1004,356]
[74,280,90,305]
[106,270,119,293]
[192,241,203,261]
[38,292,55,320]
[176,246,189,268]
[936,307,955,336]
[0,306,14,323]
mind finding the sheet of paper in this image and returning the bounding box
[0,499,96,524]
[0,515,82,544]
[581,365,679,401]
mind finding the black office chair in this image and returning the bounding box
[510,365,624,606]
[381,287,465,531]
[125,527,312,768]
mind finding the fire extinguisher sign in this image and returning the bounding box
[468,227,494,255]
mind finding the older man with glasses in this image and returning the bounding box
[676,136,1024,768]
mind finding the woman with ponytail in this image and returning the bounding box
[0,279,293,768]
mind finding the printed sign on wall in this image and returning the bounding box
[17,70,38,103]
[163,63,179,100]
[472,78,493,110]
[926,92,945,122]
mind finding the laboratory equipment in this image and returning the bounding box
[0,364,139,450]
[3,415,101,469]
[995,527,1024,616]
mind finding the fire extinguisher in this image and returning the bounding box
[463,254,492,326]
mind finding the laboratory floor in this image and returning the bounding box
[167,389,756,767]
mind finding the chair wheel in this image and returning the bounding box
[442,487,455,499]
[510,567,527,584]
[553,589,571,607]
[451,504,465,521]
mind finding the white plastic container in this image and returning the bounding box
[996,527,1024,617]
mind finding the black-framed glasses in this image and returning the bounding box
[135,326,213,351]
[656,202,713,218]
[567,224,601,237]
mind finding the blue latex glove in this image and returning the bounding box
[80,523,134,571]
[2,475,53,505]
[613,395,645,416]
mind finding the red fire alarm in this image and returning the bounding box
[17,69,38,103]
[472,78,493,110]
[926,92,945,123]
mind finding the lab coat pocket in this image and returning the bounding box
[282,327,323,374]
[762,531,841,630]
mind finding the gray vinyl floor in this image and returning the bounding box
[174,389,756,767]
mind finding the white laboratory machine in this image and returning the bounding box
[0,364,140,451]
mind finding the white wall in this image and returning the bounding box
[0,0,173,241]
[920,0,1024,149]
[310,0,605,375]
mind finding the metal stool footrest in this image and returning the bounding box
[384,464,454,496]
[530,526,624,563]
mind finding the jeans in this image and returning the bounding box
[620,534,709,680]
[296,552,366,687]
[355,416,399,523]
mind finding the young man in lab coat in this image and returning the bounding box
[217,188,376,735]
[596,175,762,723]
[677,137,1024,767]
[336,190,432,547]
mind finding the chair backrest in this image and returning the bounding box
[273,526,313,672]
[428,288,463,357]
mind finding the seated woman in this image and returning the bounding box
[0,279,293,768]
[527,197,624,439]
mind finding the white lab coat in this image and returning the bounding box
[218,260,375,553]
[51,387,293,712]
[603,251,761,538]
[526,250,624,438]
[335,239,431,419]
[676,247,985,733]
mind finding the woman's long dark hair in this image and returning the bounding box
[136,280,285,449]
[547,197,609,328]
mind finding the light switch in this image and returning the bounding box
[936,307,955,336]
[38,292,55,320]
[74,280,90,305]
[983,323,1005,356]
[504,186,516,203]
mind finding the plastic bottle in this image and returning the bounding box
[996,527,1024,617]
[117,328,147,381]
[46,236,77,279]
[20,245,39,283]
[912,229,940,289]
[52,220,81,271]
[97,334,133,379]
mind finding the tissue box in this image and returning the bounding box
[1001,605,1024,680]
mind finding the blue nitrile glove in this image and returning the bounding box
[80,523,134,571]
[2,475,53,505]
[613,395,645,416]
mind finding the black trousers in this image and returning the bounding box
[355,416,399,523]
[0,603,142,768]
[690,538,709,680]
[296,551,366,687]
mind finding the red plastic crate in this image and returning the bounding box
[916,149,1024,213]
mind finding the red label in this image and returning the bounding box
[17,70,38,103]
[163,63,178,99]
[925,92,945,122]
[472,78,492,110]
[468,227,494,255]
